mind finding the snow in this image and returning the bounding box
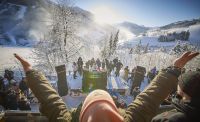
[189,24,200,44]
[67,70,129,90]
[121,36,176,48]
[67,72,82,89]
[145,24,200,45]
[62,95,86,108]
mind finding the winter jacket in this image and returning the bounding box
[72,64,78,72]
[25,68,179,122]
[151,99,200,122]
[19,80,28,91]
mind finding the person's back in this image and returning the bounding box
[6,89,18,110]
[19,78,28,92]
[0,76,5,91]
[18,97,31,110]
[14,52,199,122]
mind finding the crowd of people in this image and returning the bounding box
[71,56,159,97]
[72,57,124,78]
[13,51,200,122]
[0,52,199,122]
[0,70,31,110]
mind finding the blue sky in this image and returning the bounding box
[75,0,200,27]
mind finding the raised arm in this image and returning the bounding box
[14,54,72,122]
[124,51,199,122]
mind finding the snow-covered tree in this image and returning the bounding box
[33,0,83,73]
[100,30,120,59]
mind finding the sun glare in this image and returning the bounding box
[91,6,123,25]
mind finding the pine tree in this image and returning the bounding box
[109,33,113,56]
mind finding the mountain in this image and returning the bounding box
[120,18,200,49]
[0,0,50,46]
[0,0,117,47]
[0,0,199,47]
[145,18,200,44]
[117,21,150,35]
[160,18,200,30]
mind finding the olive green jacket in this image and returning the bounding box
[26,69,178,122]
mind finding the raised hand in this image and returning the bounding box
[14,53,32,72]
[173,51,199,68]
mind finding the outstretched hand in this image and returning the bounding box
[14,53,32,72]
[173,51,199,68]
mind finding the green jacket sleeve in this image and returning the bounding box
[26,70,72,122]
[124,70,178,122]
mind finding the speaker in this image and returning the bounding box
[131,66,146,95]
[136,66,146,74]
[82,70,107,93]
[55,65,68,96]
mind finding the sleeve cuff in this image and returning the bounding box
[162,66,182,77]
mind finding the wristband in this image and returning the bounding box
[164,66,182,77]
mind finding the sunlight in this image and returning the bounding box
[119,27,136,42]
[91,6,123,25]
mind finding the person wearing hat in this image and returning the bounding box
[152,71,200,122]
[13,51,199,122]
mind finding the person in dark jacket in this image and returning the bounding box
[113,57,118,68]
[14,52,199,122]
[72,62,78,79]
[0,76,5,91]
[105,59,109,70]
[77,57,83,75]
[6,88,18,110]
[152,70,200,122]
[19,77,29,97]
[96,58,101,71]
[115,60,123,77]
[90,58,95,68]
[107,61,113,76]
[102,59,106,70]
[18,97,31,111]
[85,60,90,69]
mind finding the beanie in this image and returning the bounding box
[178,71,200,99]
[79,90,124,122]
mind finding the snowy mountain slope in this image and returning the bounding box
[120,36,177,48]
[117,21,150,36]
[0,0,199,48]
[160,18,200,30]
[119,18,200,48]
[0,0,50,46]
[145,24,200,45]
[0,0,119,48]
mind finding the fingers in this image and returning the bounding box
[181,51,191,58]
[14,53,25,63]
[179,51,199,60]
[186,52,199,61]
[14,53,32,72]
[173,51,199,68]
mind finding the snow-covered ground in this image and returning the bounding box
[65,70,149,108]
[121,36,177,48]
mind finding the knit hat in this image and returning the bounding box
[79,90,124,122]
[178,71,200,99]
